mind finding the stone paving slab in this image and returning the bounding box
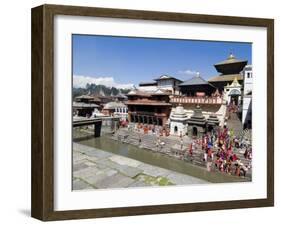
[74,143,111,159]
[83,168,118,185]
[73,162,89,172]
[73,166,100,178]
[73,153,87,163]
[166,172,206,185]
[73,143,208,190]
[137,163,171,178]
[83,159,97,167]
[94,173,135,189]
[109,155,141,168]
[128,180,151,187]
[73,178,93,190]
[98,159,143,178]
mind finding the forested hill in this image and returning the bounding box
[73,83,131,98]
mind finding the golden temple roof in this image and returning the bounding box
[208,74,243,82]
[214,53,247,66]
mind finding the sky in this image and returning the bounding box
[72,34,252,89]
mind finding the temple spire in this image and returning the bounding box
[228,52,235,59]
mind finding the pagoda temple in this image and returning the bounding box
[74,94,101,105]
[208,53,247,91]
[126,89,172,127]
[73,95,100,117]
[178,73,216,96]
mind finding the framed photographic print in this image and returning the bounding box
[31,4,274,221]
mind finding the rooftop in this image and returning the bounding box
[126,100,171,106]
[208,74,243,82]
[127,88,170,97]
[127,90,152,97]
[73,102,100,108]
[103,101,127,110]
[214,53,247,66]
[224,76,242,88]
[115,93,128,99]
[139,81,157,86]
[214,53,248,75]
[170,105,188,120]
[154,74,182,82]
[179,74,210,86]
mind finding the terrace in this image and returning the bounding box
[170,96,223,105]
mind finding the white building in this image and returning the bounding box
[243,65,253,94]
[102,101,128,121]
[223,76,242,106]
[138,74,182,94]
[169,105,189,136]
[242,65,253,128]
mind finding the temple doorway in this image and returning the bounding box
[230,95,240,105]
[192,127,198,136]
[229,89,241,106]
[174,126,178,134]
[207,125,213,132]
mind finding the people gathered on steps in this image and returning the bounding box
[187,125,251,178]
[119,120,251,179]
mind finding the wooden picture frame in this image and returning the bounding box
[31,4,274,221]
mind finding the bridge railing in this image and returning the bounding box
[72,118,102,127]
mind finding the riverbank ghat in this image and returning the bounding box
[73,143,208,190]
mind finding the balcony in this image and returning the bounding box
[129,111,167,117]
[170,96,223,105]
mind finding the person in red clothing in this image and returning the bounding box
[189,143,193,157]
[232,154,238,161]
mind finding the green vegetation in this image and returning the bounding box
[135,174,174,186]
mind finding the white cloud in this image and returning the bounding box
[73,75,134,89]
[178,69,198,75]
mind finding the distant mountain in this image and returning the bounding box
[73,83,131,98]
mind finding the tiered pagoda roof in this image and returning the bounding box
[187,105,206,126]
[206,115,220,126]
[170,105,188,121]
[179,74,210,86]
[208,74,243,83]
[214,53,247,75]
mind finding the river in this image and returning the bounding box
[74,130,248,183]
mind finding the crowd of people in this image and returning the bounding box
[123,111,252,179]
[187,126,252,177]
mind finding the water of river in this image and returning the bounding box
[75,131,248,183]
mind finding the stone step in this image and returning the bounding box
[111,129,252,177]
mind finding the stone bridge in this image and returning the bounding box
[73,118,102,137]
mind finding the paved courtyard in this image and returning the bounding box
[73,142,208,190]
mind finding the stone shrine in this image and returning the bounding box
[187,105,206,137]
[169,105,189,136]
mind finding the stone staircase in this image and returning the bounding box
[111,128,252,178]
[227,112,243,136]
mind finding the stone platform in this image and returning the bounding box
[73,143,208,190]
